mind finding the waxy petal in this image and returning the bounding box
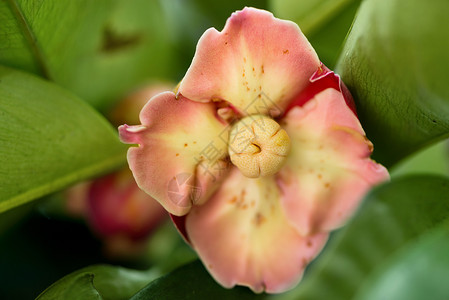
[179,7,320,116]
[186,168,328,293]
[284,64,357,116]
[119,92,230,216]
[278,88,389,235]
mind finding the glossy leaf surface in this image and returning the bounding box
[37,265,159,300]
[337,0,449,166]
[0,65,126,212]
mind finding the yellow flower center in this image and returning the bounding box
[228,115,290,178]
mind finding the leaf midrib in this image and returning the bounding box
[6,0,51,79]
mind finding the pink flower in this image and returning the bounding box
[66,84,170,257]
[119,7,388,293]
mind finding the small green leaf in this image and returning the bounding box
[0,0,176,109]
[37,265,159,300]
[130,260,260,300]
[276,175,449,300]
[269,0,361,67]
[354,225,449,300]
[0,65,126,212]
[37,273,102,300]
[336,0,449,166]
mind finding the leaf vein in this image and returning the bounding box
[6,0,51,79]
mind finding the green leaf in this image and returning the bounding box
[37,274,102,300]
[129,260,260,300]
[336,0,449,167]
[37,265,159,300]
[0,0,43,75]
[354,225,449,300]
[0,0,176,110]
[275,175,449,300]
[269,0,361,67]
[390,138,449,178]
[0,65,126,212]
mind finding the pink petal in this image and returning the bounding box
[186,168,328,293]
[277,88,389,236]
[178,7,320,116]
[284,63,357,116]
[119,92,231,216]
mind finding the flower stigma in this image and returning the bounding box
[228,115,290,178]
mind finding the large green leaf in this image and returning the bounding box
[275,175,449,300]
[0,65,126,212]
[0,0,42,75]
[354,225,449,300]
[336,0,449,166]
[269,0,361,67]
[37,265,159,300]
[129,260,258,300]
[0,0,176,110]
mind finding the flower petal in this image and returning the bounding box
[186,168,328,293]
[284,64,357,116]
[119,92,231,216]
[278,88,389,235]
[178,7,320,116]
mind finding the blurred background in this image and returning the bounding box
[1,0,448,299]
